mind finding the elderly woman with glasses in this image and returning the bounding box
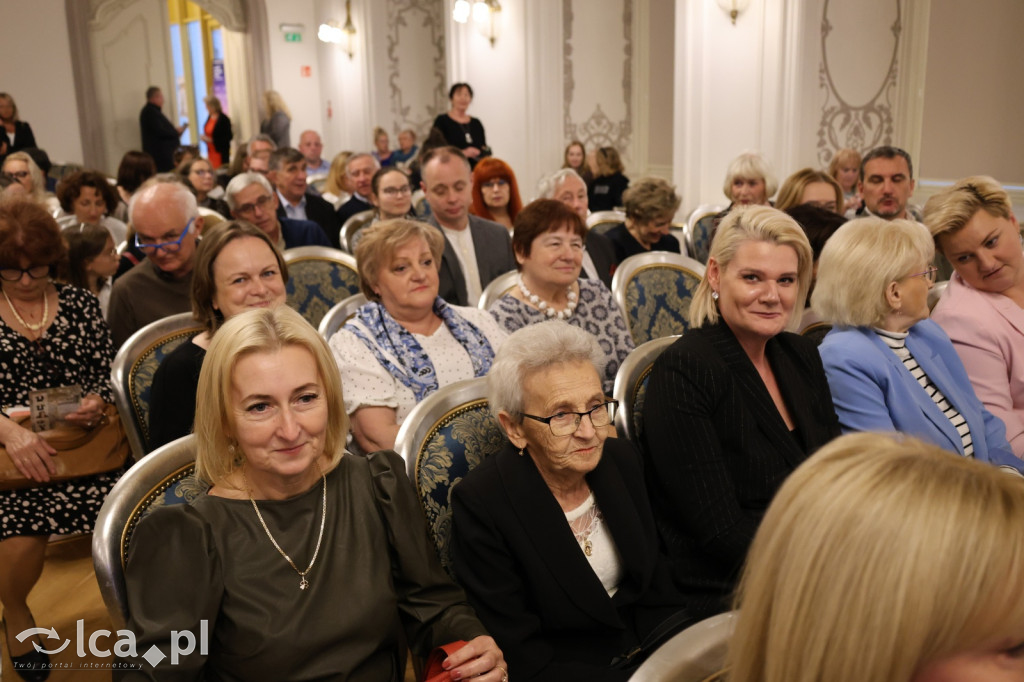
[452,321,692,681]
[813,217,1022,471]
[368,167,415,222]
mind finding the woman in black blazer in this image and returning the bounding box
[0,93,37,163]
[202,95,232,169]
[641,205,840,620]
[452,321,691,681]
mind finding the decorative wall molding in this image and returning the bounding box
[816,0,900,167]
[385,0,446,137]
[193,0,247,32]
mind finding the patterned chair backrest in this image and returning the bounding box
[283,246,361,329]
[477,269,518,310]
[339,209,375,253]
[395,377,506,578]
[111,312,204,459]
[318,292,369,339]
[627,611,736,682]
[92,435,207,629]
[684,204,725,264]
[612,335,680,444]
[587,209,627,236]
[612,252,707,345]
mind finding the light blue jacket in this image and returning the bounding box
[819,320,1023,472]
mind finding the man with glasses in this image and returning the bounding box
[226,172,329,251]
[269,147,340,248]
[421,146,514,306]
[108,179,202,346]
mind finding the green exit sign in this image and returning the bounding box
[285,32,302,42]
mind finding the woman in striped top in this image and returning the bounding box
[813,217,1023,472]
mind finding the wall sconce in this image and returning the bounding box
[318,0,357,59]
[452,0,502,46]
[715,0,750,25]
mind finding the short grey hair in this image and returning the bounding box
[537,168,584,200]
[811,217,935,327]
[225,172,274,211]
[248,133,277,150]
[346,152,380,176]
[488,321,604,422]
[129,175,198,226]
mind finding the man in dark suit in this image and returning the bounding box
[269,147,341,248]
[421,146,515,306]
[540,168,618,287]
[139,87,186,172]
[336,152,377,226]
[227,172,329,250]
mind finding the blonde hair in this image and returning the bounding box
[827,147,862,186]
[325,151,354,197]
[722,152,778,202]
[262,90,291,119]
[923,175,1014,244]
[354,219,444,301]
[689,205,813,331]
[193,306,348,486]
[726,431,1024,682]
[773,168,843,212]
[2,152,47,203]
[811,217,934,327]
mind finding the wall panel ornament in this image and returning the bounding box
[562,0,633,155]
[386,0,447,138]
[816,0,901,166]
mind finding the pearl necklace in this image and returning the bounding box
[517,274,578,320]
[244,462,327,591]
[2,287,49,332]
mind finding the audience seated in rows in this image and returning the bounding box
[178,157,230,218]
[538,168,618,287]
[225,172,329,251]
[269,147,341,248]
[321,150,353,209]
[489,199,633,395]
[719,432,1024,682]
[55,170,128,243]
[563,139,592,185]
[108,178,203,346]
[336,152,377,226]
[369,166,415,222]
[58,222,119,318]
[1,151,59,214]
[0,200,120,677]
[422,146,516,306]
[853,145,921,222]
[813,217,1023,473]
[470,157,522,233]
[453,321,692,680]
[329,219,506,453]
[148,220,289,451]
[391,128,419,169]
[372,126,395,168]
[926,176,1024,458]
[692,151,778,260]
[588,146,629,212]
[298,129,330,176]
[605,177,682,261]
[641,206,840,619]
[773,167,843,214]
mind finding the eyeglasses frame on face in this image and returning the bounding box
[233,193,274,218]
[481,178,509,190]
[0,265,50,282]
[520,400,619,437]
[134,217,196,252]
[906,265,938,284]
[7,170,30,180]
[380,184,412,197]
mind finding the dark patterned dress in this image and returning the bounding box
[0,284,120,540]
[488,278,634,395]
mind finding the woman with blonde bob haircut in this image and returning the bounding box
[642,205,839,619]
[773,167,844,214]
[691,151,778,262]
[721,431,1024,682]
[925,176,1024,457]
[125,305,508,679]
[813,218,1022,471]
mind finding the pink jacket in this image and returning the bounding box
[932,273,1024,457]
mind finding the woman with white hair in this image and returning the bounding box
[719,431,1024,682]
[641,205,840,619]
[452,321,691,680]
[1,151,58,214]
[925,176,1024,457]
[813,217,1022,471]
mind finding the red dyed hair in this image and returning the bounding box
[470,157,523,223]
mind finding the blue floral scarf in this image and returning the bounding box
[345,296,496,401]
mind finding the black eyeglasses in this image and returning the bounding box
[521,400,618,437]
[0,265,49,282]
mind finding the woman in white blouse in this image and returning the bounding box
[329,219,506,452]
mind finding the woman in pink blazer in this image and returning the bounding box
[925,176,1024,457]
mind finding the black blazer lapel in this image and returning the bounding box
[497,449,623,629]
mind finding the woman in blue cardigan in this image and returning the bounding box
[812,217,1023,472]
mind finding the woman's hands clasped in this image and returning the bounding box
[442,635,508,680]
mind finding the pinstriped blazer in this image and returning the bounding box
[640,321,840,618]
